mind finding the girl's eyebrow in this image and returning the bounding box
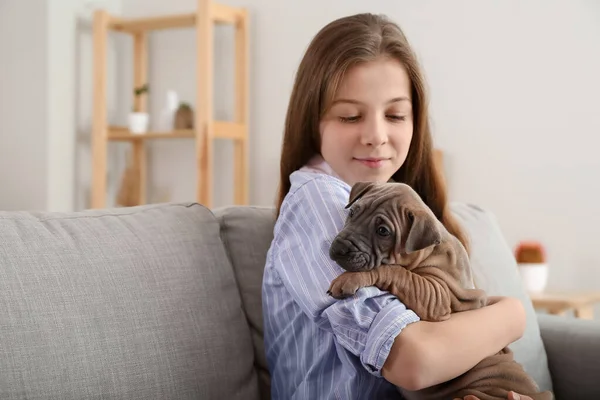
[331,96,411,105]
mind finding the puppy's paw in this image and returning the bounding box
[327,272,365,299]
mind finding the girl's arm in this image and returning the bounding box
[271,175,422,378]
[381,296,526,391]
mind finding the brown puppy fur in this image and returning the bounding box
[327,181,554,400]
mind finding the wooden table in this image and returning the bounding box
[529,291,600,319]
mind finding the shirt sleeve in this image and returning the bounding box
[271,174,420,377]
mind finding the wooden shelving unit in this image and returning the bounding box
[91,0,249,209]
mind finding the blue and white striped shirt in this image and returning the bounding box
[262,168,421,400]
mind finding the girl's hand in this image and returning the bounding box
[454,392,532,400]
[507,393,531,400]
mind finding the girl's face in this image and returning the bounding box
[319,57,414,187]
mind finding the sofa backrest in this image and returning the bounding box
[0,202,261,400]
[0,200,553,399]
[449,203,553,392]
[213,206,276,400]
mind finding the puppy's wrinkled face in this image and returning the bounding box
[329,182,441,272]
[329,199,401,272]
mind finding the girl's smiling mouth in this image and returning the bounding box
[354,157,390,168]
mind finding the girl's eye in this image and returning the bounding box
[387,115,406,122]
[339,116,360,123]
[338,115,406,123]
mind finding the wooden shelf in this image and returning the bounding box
[108,127,196,141]
[107,3,241,33]
[530,291,600,319]
[211,3,243,24]
[213,121,246,140]
[109,13,197,32]
[106,121,245,141]
[92,0,249,209]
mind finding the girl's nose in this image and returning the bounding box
[360,117,387,147]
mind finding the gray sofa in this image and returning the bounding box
[0,201,599,399]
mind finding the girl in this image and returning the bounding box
[262,12,531,400]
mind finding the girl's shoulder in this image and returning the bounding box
[287,169,350,205]
[272,169,350,252]
[273,170,351,235]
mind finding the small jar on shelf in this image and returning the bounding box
[514,240,548,293]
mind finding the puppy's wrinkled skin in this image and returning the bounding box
[328,181,554,400]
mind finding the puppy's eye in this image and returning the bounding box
[407,211,414,221]
[348,208,355,217]
[376,226,391,237]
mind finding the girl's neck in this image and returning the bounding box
[300,154,342,180]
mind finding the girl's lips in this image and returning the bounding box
[354,158,388,168]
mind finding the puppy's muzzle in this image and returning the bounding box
[329,237,370,272]
[329,238,353,258]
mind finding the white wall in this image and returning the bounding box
[0,0,48,211]
[0,0,123,212]
[117,0,600,295]
[405,1,600,294]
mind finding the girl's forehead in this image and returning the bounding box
[332,59,411,97]
[336,59,410,88]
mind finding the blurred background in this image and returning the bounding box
[1,0,599,296]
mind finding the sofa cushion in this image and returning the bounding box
[451,202,553,392]
[213,206,276,400]
[0,202,259,400]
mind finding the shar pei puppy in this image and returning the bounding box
[327,181,553,400]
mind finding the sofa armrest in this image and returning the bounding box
[537,313,600,399]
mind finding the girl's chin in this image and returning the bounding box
[347,172,394,186]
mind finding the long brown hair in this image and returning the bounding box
[276,13,470,253]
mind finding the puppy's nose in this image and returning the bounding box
[329,239,350,259]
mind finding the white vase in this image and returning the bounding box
[128,112,149,134]
[517,263,549,293]
[157,90,179,131]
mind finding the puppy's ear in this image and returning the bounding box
[404,211,442,253]
[346,182,376,209]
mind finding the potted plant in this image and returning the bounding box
[128,84,150,134]
[514,240,548,293]
[174,102,194,130]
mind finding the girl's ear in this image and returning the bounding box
[345,182,376,209]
